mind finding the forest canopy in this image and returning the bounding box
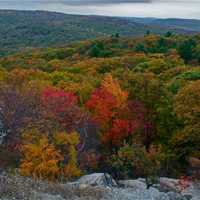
[0,33,200,181]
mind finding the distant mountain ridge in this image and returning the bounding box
[0,10,200,56]
[128,17,200,32]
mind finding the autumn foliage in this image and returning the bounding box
[1,34,200,181]
[86,87,117,126]
[101,74,128,108]
[20,130,81,181]
[103,119,137,147]
[20,136,63,181]
[41,87,82,131]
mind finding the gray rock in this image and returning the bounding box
[167,191,189,200]
[118,178,193,200]
[1,172,199,200]
[77,173,118,187]
[181,182,200,200]
[118,179,146,189]
[154,178,200,200]
[110,185,171,200]
[158,177,180,192]
[30,192,65,200]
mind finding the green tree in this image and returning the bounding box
[178,39,196,63]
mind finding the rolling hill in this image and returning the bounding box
[0,10,200,56]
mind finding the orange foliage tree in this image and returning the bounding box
[86,74,139,149]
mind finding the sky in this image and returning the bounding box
[0,0,199,19]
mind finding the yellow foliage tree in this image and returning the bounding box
[20,136,63,181]
[54,132,81,179]
[0,67,8,82]
[102,73,128,107]
[20,130,81,181]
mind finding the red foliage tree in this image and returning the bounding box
[41,87,98,152]
[103,119,139,147]
[86,88,117,127]
[42,87,83,132]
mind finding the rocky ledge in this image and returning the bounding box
[0,173,199,200]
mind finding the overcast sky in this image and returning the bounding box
[0,0,199,19]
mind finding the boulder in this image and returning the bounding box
[118,179,190,200]
[118,179,146,190]
[156,177,200,200]
[157,177,180,192]
[77,173,118,187]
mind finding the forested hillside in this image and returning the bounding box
[0,10,200,57]
[129,18,200,32]
[0,33,200,181]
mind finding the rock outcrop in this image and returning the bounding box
[0,173,199,200]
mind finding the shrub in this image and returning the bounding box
[109,143,164,179]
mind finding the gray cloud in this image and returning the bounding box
[57,0,152,5]
[0,0,199,19]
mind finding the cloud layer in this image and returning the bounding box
[0,0,199,19]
